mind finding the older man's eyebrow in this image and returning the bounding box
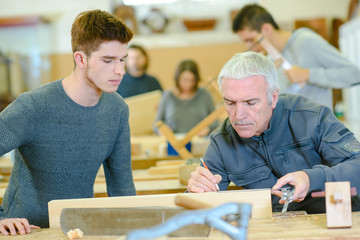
[223,97,260,103]
[223,97,235,102]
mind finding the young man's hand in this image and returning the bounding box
[0,218,40,236]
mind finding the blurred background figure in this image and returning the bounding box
[154,59,218,136]
[232,4,360,109]
[117,44,162,98]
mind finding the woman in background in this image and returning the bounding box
[154,59,217,136]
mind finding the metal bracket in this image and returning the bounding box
[126,202,252,240]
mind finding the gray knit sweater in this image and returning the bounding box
[154,88,218,134]
[280,28,360,108]
[0,80,135,227]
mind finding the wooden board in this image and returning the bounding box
[133,169,178,181]
[325,181,352,228]
[0,156,12,175]
[9,212,360,239]
[131,155,182,169]
[129,135,209,161]
[156,159,186,166]
[95,171,178,182]
[125,90,162,136]
[0,179,187,206]
[130,135,167,157]
[48,189,272,228]
[147,165,179,174]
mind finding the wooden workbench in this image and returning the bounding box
[7,212,360,239]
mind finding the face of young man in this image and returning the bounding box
[125,48,147,76]
[236,28,265,53]
[221,76,278,138]
[84,40,127,93]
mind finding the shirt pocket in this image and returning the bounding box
[227,164,275,189]
[272,139,321,173]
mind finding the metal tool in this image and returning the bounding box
[280,187,295,213]
[60,207,210,237]
[126,202,252,240]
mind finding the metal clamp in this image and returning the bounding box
[126,202,252,240]
[280,187,295,213]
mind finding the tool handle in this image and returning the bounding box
[311,187,357,197]
[175,194,213,209]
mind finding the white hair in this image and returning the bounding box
[217,52,279,104]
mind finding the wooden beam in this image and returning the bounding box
[155,105,226,159]
[155,121,194,159]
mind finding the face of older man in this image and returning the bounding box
[222,75,278,138]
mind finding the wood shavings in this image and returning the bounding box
[67,228,83,239]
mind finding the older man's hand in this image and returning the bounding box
[187,166,222,193]
[271,171,310,203]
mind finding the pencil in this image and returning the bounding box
[200,158,220,191]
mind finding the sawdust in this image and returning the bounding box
[67,228,83,239]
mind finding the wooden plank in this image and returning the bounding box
[125,90,162,136]
[48,189,272,228]
[155,121,194,159]
[133,170,178,181]
[147,165,179,175]
[0,179,242,205]
[130,135,209,160]
[130,134,167,156]
[131,155,182,169]
[325,181,352,228]
[156,160,186,166]
[95,171,178,182]
[94,179,187,196]
[0,156,12,175]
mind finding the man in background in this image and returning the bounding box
[232,4,360,108]
[117,44,162,98]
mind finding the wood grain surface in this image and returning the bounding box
[8,212,360,239]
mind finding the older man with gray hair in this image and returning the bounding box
[187,51,360,213]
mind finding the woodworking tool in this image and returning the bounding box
[60,207,210,237]
[280,187,295,213]
[126,202,252,240]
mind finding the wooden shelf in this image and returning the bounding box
[0,16,47,27]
